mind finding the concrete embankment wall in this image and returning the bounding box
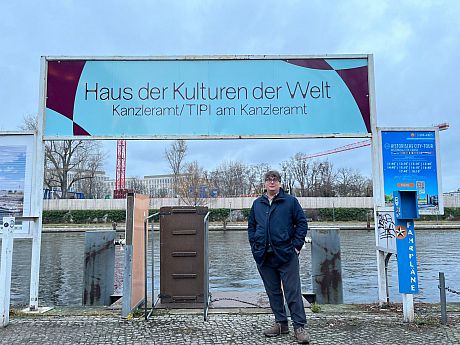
[43,197,372,210]
[43,194,460,210]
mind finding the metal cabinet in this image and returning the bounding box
[159,206,208,305]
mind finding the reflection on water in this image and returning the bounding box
[1,229,460,306]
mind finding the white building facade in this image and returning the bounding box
[103,174,178,198]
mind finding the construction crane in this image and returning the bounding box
[297,123,448,160]
[297,139,371,160]
[113,140,127,199]
[435,122,449,131]
[109,124,446,198]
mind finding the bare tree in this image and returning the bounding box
[318,161,335,196]
[246,163,271,196]
[305,161,324,196]
[20,114,39,131]
[335,167,354,196]
[362,177,373,197]
[305,160,335,196]
[44,140,105,198]
[177,161,208,206]
[289,153,310,196]
[210,161,249,196]
[245,166,258,196]
[19,115,107,198]
[335,167,372,196]
[128,177,148,195]
[164,140,187,196]
[78,161,106,198]
[280,160,295,195]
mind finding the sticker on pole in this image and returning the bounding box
[395,225,407,239]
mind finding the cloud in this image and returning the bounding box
[1,0,459,191]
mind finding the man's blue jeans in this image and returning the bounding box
[257,252,307,328]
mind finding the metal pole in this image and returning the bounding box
[332,201,335,222]
[144,219,147,320]
[439,272,447,325]
[0,225,14,327]
[121,193,134,318]
[150,213,158,315]
[143,212,159,321]
[203,212,210,321]
[384,253,392,304]
[151,219,155,310]
[402,293,415,323]
[30,58,46,311]
[376,249,387,305]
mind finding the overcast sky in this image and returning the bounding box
[1,0,458,192]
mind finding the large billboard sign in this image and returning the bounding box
[379,128,443,215]
[42,55,373,139]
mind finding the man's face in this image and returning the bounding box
[265,176,281,194]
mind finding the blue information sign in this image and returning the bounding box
[381,130,441,215]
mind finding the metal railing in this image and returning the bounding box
[143,211,210,321]
[144,212,159,320]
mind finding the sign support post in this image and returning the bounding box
[376,249,388,303]
[28,219,42,310]
[0,218,15,327]
[393,190,420,322]
[35,54,376,317]
[0,132,41,326]
[402,294,414,322]
[28,134,45,310]
[29,59,47,311]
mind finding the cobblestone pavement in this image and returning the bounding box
[1,308,459,345]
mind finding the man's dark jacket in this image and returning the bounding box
[248,188,308,266]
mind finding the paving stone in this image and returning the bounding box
[0,309,459,344]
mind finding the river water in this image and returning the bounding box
[2,229,460,306]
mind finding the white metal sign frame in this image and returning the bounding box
[41,54,376,141]
[1,54,385,325]
[0,131,43,327]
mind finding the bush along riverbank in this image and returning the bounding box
[41,207,460,225]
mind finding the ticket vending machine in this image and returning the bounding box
[393,190,420,322]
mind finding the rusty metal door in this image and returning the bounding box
[159,206,208,305]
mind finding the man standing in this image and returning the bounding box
[248,170,310,344]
